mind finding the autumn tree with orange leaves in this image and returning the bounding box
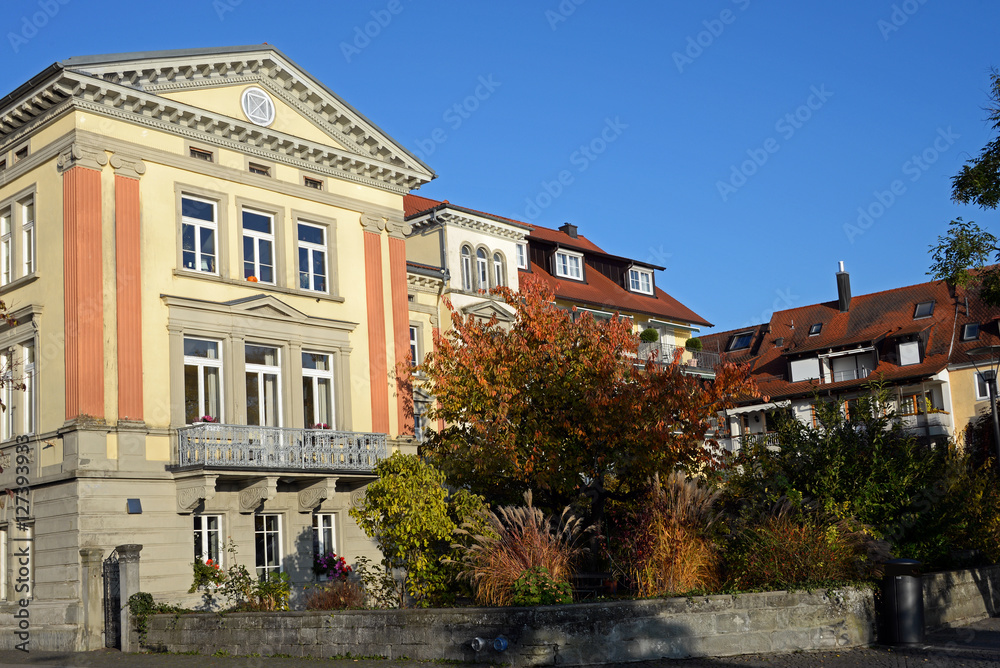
[417,275,762,527]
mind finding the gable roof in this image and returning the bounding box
[1,45,434,192]
[701,274,1000,402]
[403,194,712,328]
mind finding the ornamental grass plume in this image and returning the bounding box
[452,491,590,607]
[613,471,722,598]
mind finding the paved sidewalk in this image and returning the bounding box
[0,617,997,667]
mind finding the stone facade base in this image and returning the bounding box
[138,588,877,665]
[923,564,1000,630]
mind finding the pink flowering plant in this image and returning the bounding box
[200,415,216,423]
[314,551,352,581]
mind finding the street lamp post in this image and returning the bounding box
[965,346,1000,467]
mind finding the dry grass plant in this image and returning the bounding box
[629,472,721,598]
[453,491,589,606]
[304,579,366,610]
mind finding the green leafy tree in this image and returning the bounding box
[349,452,485,607]
[929,70,1000,301]
[718,384,953,565]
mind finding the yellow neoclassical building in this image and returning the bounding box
[0,45,433,649]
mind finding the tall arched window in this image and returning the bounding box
[493,253,505,287]
[476,248,488,289]
[461,246,473,291]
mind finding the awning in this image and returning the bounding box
[725,400,791,416]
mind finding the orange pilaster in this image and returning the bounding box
[364,231,390,434]
[63,166,105,419]
[388,237,413,436]
[115,175,143,420]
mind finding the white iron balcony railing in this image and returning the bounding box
[638,342,721,371]
[176,424,387,471]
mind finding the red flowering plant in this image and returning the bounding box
[200,415,216,423]
[314,551,352,581]
[312,423,330,429]
[189,557,226,594]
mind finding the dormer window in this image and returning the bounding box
[554,249,583,280]
[914,301,934,319]
[727,331,754,351]
[808,323,822,336]
[516,242,528,270]
[899,341,920,366]
[628,267,654,295]
[962,323,980,341]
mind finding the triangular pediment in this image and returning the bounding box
[1,46,434,192]
[462,299,515,323]
[226,294,308,321]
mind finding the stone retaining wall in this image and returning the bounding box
[923,564,1000,630]
[138,588,877,665]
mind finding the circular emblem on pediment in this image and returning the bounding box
[241,87,276,127]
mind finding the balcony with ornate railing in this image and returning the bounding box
[175,424,387,472]
[638,342,720,372]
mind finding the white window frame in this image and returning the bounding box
[493,253,505,287]
[313,513,337,580]
[20,197,34,277]
[242,209,276,285]
[460,246,473,291]
[255,514,283,577]
[1,206,11,286]
[554,250,583,280]
[628,267,653,295]
[476,248,489,289]
[302,351,334,429]
[516,242,528,270]
[184,338,224,424]
[297,222,328,293]
[193,515,223,566]
[22,343,34,435]
[246,344,282,427]
[0,525,6,601]
[975,372,992,401]
[962,323,980,341]
[181,196,219,275]
[409,326,419,367]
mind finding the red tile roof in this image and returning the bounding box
[701,275,1000,402]
[404,194,444,218]
[402,194,712,328]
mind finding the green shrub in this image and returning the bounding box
[349,452,488,607]
[640,328,659,343]
[511,566,573,606]
[716,382,948,562]
[684,337,703,351]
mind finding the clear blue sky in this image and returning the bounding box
[3,0,998,333]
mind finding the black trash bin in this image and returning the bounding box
[880,558,924,645]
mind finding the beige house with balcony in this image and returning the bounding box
[0,46,433,649]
